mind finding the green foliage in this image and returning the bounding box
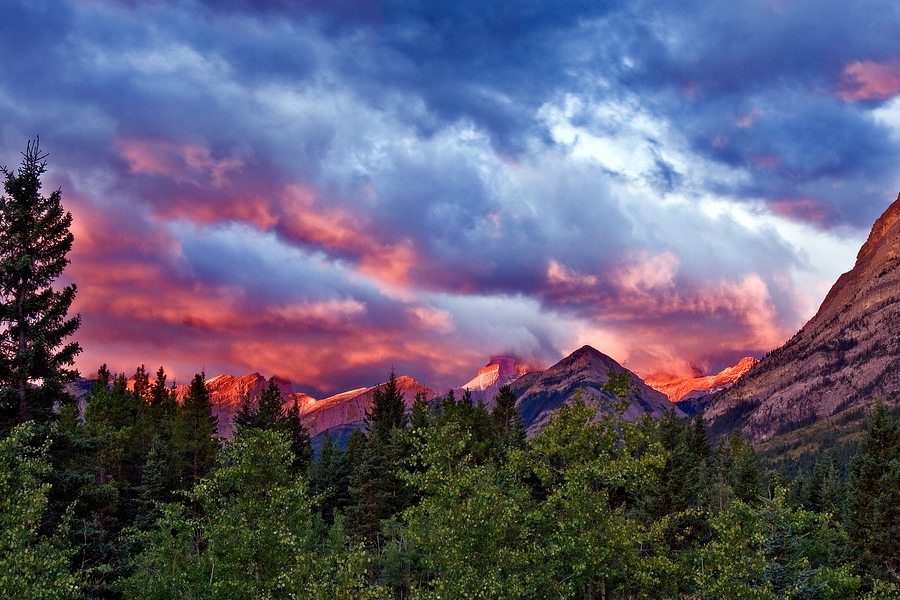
[235,379,313,473]
[490,384,526,451]
[172,373,219,486]
[311,430,352,525]
[123,429,387,599]
[690,487,858,600]
[719,429,764,504]
[349,427,413,542]
[365,369,407,441]
[404,420,534,597]
[406,392,679,598]
[846,401,900,585]
[350,370,415,542]
[0,422,78,599]
[21,354,900,597]
[0,139,80,428]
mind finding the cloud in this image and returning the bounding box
[0,0,896,395]
[838,61,900,102]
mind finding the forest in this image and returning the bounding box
[5,364,900,599]
[3,143,900,600]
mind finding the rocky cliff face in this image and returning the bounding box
[646,357,758,403]
[514,345,681,437]
[175,373,295,437]
[705,193,900,443]
[300,375,434,438]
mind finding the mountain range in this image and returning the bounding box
[72,191,900,455]
[195,346,677,445]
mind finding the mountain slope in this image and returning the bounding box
[301,375,434,438]
[705,193,900,443]
[516,345,681,436]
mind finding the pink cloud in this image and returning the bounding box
[64,191,483,393]
[838,60,900,102]
[751,155,781,169]
[768,197,838,226]
[118,138,245,187]
[735,109,764,129]
[546,260,599,293]
[559,252,793,379]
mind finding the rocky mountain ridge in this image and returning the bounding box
[515,345,682,437]
[72,345,694,443]
[705,193,900,443]
[645,357,758,403]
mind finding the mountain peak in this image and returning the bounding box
[458,356,528,403]
[516,345,679,436]
[857,192,900,262]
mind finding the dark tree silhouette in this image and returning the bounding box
[0,139,80,426]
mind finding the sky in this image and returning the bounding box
[3,0,900,396]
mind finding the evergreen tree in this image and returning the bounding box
[149,366,169,409]
[351,370,412,541]
[311,431,353,525]
[365,369,407,440]
[718,429,763,504]
[410,391,431,430]
[256,379,285,430]
[0,139,81,427]
[491,385,526,450]
[285,395,313,473]
[172,373,218,487]
[846,402,900,583]
[131,364,151,404]
[804,450,845,516]
[647,412,693,514]
[148,366,178,434]
[133,436,180,530]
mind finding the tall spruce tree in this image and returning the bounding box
[350,370,411,540]
[847,402,900,582]
[0,139,80,427]
[173,373,219,487]
[491,385,526,450]
[365,369,407,440]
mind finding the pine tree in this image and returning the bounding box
[365,369,407,441]
[351,370,412,541]
[173,373,219,487]
[256,378,285,431]
[285,395,313,473]
[410,391,431,430]
[846,402,900,582]
[491,385,526,450]
[718,429,763,504]
[311,431,353,525]
[149,365,178,433]
[0,139,81,427]
[132,364,151,404]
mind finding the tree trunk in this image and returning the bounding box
[16,287,27,421]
